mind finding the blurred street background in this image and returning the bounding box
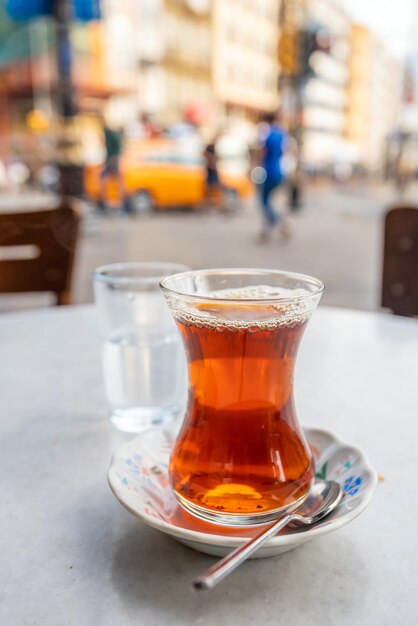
[0,0,417,313]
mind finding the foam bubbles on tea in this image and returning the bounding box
[169,284,314,331]
[206,284,307,300]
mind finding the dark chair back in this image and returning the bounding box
[382,205,418,316]
[0,203,80,305]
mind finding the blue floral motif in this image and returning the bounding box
[124,457,140,475]
[344,475,363,496]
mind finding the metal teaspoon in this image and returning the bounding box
[193,479,343,591]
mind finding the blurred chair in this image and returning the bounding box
[382,205,418,316]
[0,202,80,306]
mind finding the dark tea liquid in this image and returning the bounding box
[169,294,314,522]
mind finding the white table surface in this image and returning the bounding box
[1,304,418,626]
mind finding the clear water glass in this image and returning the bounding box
[94,262,189,432]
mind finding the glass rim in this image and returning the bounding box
[93,261,190,286]
[160,268,324,304]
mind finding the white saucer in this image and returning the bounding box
[108,426,377,558]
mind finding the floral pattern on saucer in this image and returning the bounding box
[108,426,378,558]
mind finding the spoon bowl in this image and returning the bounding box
[288,479,342,526]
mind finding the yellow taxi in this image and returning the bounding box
[84,138,252,213]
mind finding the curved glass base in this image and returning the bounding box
[175,489,311,526]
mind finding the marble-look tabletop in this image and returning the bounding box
[1,305,417,626]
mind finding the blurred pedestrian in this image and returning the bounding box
[204,137,224,211]
[283,134,303,211]
[256,112,290,242]
[97,114,132,214]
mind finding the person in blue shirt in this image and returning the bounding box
[257,111,290,242]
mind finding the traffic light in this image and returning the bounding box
[299,30,315,79]
[299,29,332,79]
[279,27,300,77]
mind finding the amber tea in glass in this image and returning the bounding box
[160,269,324,525]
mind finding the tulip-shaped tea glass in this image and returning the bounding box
[160,269,324,525]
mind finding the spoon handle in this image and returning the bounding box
[193,513,293,591]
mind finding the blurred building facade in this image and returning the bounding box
[134,0,214,129]
[95,0,138,119]
[346,24,402,172]
[302,0,350,169]
[135,0,280,131]
[135,0,165,117]
[212,0,280,122]
[161,0,213,124]
[278,0,403,173]
[345,24,372,161]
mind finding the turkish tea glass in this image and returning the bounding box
[160,268,324,525]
